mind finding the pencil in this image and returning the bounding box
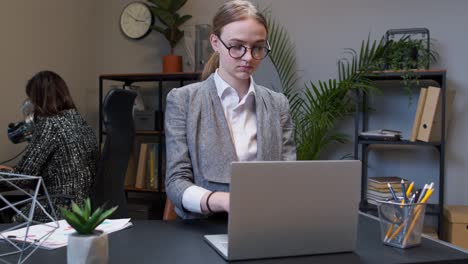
[402,188,434,245]
[406,181,414,197]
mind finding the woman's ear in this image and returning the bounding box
[210,34,219,52]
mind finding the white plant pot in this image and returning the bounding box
[67,231,108,264]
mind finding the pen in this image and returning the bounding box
[401,179,408,203]
[387,183,399,202]
[409,193,416,204]
[417,184,428,203]
[414,188,422,203]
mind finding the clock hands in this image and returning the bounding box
[126,11,146,23]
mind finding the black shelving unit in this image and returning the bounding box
[354,69,447,237]
[99,72,201,194]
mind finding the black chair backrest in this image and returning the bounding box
[94,88,137,218]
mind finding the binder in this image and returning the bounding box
[430,89,455,142]
[417,87,440,142]
[417,86,454,142]
[410,88,428,142]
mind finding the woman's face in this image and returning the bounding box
[211,18,268,83]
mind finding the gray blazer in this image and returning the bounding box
[165,74,296,219]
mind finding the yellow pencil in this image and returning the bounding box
[388,188,433,243]
[402,188,434,245]
[384,190,407,242]
[406,181,414,197]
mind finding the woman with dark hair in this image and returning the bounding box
[0,70,98,222]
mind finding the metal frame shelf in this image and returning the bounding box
[99,72,201,194]
[354,69,447,238]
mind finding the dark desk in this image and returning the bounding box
[2,213,467,263]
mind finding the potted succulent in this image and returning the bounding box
[61,198,117,264]
[147,0,192,72]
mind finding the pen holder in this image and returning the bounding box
[378,201,426,248]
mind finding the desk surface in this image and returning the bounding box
[1,213,467,264]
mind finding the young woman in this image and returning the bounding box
[165,0,296,219]
[1,70,98,222]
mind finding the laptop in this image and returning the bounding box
[204,160,361,261]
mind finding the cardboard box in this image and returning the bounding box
[442,205,468,249]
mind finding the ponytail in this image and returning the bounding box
[201,52,219,80]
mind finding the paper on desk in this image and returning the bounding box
[0,218,132,250]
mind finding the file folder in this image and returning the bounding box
[417,87,440,142]
[417,86,454,142]
[410,88,428,142]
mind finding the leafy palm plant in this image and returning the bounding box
[266,13,386,160]
[61,198,117,235]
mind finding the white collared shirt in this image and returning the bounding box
[182,70,258,213]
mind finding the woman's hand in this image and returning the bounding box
[201,191,230,213]
[0,165,14,172]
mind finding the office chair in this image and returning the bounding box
[163,198,177,220]
[93,88,137,218]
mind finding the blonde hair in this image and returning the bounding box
[201,0,268,80]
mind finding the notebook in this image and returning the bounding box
[204,160,361,260]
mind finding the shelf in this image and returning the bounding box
[358,139,441,147]
[360,201,441,216]
[125,186,165,193]
[136,130,164,136]
[100,72,201,83]
[363,69,446,82]
[354,69,446,238]
[102,130,164,136]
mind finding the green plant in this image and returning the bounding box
[384,35,437,70]
[267,12,385,160]
[147,0,192,54]
[60,198,117,235]
[380,35,439,100]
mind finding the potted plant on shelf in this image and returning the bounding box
[266,11,442,159]
[147,0,192,73]
[61,198,117,264]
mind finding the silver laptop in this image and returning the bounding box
[204,160,361,261]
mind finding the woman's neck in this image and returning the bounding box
[218,68,250,99]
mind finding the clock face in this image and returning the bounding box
[120,2,153,39]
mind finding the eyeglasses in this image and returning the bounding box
[216,35,271,60]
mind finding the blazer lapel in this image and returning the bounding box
[206,76,238,162]
[255,85,268,161]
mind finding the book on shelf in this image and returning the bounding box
[367,189,403,199]
[368,176,408,188]
[367,185,403,192]
[124,149,137,187]
[135,143,148,189]
[149,146,155,189]
[410,87,428,142]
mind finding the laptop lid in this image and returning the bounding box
[225,160,361,260]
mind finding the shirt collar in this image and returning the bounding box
[214,69,256,99]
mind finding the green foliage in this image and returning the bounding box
[383,35,438,71]
[265,6,440,160]
[380,35,439,99]
[267,12,387,160]
[147,0,192,53]
[60,198,117,235]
